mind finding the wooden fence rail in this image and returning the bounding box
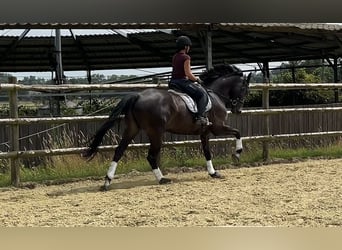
[1,107,342,125]
[0,81,341,186]
[0,131,341,160]
[1,82,341,91]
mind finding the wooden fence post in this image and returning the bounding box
[262,88,270,161]
[333,57,339,103]
[262,62,270,161]
[8,77,20,187]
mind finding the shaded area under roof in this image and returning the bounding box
[1,23,342,72]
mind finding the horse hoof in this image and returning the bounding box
[209,171,223,179]
[100,185,109,191]
[159,178,172,185]
[101,175,112,191]
[232,154,240,163]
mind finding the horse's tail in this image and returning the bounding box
[82,94,139,160]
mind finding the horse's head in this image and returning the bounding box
[228,72,251,113]
[200,64,251,114]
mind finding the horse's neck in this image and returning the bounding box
[207,79,229,96]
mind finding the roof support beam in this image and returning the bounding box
[0,29,30,65]
[197,27,213,70]
[112,29,128,38]
[325,56,340,103]
[112,29,172,64]
[54,29,65,85]
[126,34,171,64]
[257,61,270,83]
[50,29,65,116]
[69,29,92,71]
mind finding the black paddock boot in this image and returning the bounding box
[195,116,212,126]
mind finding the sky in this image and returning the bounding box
[0,29,282,80]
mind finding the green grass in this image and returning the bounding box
[269,143,342,159]
[0,142,341,187]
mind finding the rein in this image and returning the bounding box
[203,72,243,108]
[209,89,231,106]
[209,89,244,108]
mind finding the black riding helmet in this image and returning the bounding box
[176,36,192,50]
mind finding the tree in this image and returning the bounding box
[245,60,337,107]
[270,61,335,105]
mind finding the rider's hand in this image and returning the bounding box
[196,77,203,84]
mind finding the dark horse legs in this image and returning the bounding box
[104,122,242,189]
[104,122,139,190]
[198,124,243,180]
[146,131,172,184]
[212,124,243,162]
[104,126,171,189]
[200,134,222,178]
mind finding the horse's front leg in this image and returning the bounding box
[200,134,222,178]
[233,134,243,162]
[146,134,172,184]
[211,124,243,163]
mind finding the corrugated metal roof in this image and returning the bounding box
[0,23,211,30]
[1,22,342,31]
[0,23,342,72]
[218,23,342,31]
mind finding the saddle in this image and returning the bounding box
[168,89,212,113]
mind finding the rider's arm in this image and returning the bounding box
[184,58,198,82]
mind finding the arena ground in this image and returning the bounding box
[0,158,341,227]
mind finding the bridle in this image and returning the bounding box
[211,90,245,108]
[205,72,247,108]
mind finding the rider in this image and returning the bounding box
[169,35,211,126]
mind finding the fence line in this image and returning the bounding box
[1,82,342,91]
[0,81,341,186]
[0,131,341,160]
[1,107,342,125]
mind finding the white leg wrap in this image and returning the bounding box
[236,138,243,151]
[107,161,118,180]
[153,168,164,181]
[206,160,216,175]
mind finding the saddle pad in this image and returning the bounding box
[168,89,212,113]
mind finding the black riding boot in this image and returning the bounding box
[195,96,212,126]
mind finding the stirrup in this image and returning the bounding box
[195,116,212,126]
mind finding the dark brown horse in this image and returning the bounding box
[82,64,251,190]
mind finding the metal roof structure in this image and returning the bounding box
[1,23,342,72]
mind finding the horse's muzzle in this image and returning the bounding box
[231,106,242,114]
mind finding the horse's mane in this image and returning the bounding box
[199,64,243,86]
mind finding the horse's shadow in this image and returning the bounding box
[46,173,214,196]
[46,176,159,196]
[106,172,215,191]
[105,178,158,191]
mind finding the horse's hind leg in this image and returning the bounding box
[103,122,139,190]
[200,134,222,178]
[146,133,171,184]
